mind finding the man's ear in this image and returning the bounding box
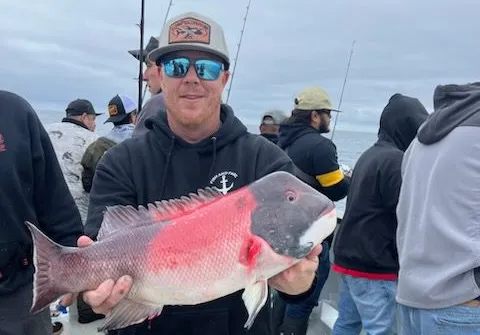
[158,67,166,92]
[221,71,231,86]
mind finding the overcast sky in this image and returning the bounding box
[1,0,479,133]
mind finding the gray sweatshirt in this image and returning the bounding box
[396,82,480,309]
[133,93,165,138]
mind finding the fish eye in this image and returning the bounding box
[285,190,297,202]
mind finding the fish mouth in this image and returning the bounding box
[297,204,337,253]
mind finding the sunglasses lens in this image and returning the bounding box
[194,60,223,80]
[162,57,223,80]
[163,58,190,78]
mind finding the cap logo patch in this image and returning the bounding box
[108,104,118,116]
[168,17,211,45]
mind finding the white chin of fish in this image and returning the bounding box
[299,207,337,247]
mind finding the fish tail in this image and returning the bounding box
[25,221,66,314]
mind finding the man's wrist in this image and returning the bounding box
[277,273,318,304]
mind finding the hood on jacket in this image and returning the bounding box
[133,93,166,138]
[417,82,480,145]
[277,124,318,150]
[145,103,248,154]
[143,103,248,198]
[377,93,429,151]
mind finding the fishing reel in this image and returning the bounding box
[340,164,352,176]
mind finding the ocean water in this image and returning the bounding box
[37,109,377,213]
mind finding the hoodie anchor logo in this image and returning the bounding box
[210,171,238,195]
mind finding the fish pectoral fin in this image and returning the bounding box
[97,298,163,332]
[242,279,268,329]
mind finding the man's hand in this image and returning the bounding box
[77,235,133,315]
[268,244,322,296]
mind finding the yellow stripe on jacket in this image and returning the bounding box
[316,169,344,187]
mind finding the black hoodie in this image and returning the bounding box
[333,94,428,277]
[277,124,349,202]
[260,132,279,144]
[85,104,316,335]
[0,91,84,296]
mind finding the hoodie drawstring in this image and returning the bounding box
[159,135,175,199]
[208,136,217,179]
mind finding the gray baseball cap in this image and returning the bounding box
[147,12,230,70]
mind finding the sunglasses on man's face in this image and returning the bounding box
[159,57,224,81]
[318,109,332,117]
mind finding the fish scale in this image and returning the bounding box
[25,171,337,332]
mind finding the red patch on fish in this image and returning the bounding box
[239,236,263,275]
[145,188,258,274]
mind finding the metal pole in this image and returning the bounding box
[136,0,173,109]
[330,40,356,141]
[225,0,253,104]
[162,0,174,27]
[137,0,146,114]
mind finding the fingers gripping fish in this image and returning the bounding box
[25,171,337,331]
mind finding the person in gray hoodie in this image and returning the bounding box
[396,82,480,334]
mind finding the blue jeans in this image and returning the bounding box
[332,274,397,335]
[398,303,480,335]
[285,241,331,318]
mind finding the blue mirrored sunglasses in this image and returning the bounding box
[160,57,224,81]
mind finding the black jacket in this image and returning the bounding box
[85,104,316,335]
[0,91,84,296]
[333,93,428,276]
[260,133,279,144]
[277,125,349,202]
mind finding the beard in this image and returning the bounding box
[318,123,330,133]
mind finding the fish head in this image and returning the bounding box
[249,171,337,260]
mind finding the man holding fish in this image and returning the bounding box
[47,11,337,335]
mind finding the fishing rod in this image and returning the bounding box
[137,0,146,114]
[330,39,356,141]
[225,0,253,104]
[136,0,174,108]
[162,0,174,27]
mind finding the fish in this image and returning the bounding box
[25,170,337,332]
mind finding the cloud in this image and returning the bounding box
[0,0,479,134]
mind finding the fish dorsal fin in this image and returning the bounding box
[97,186,224,241]
[97,205,154,241]
[151,187,224,221]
